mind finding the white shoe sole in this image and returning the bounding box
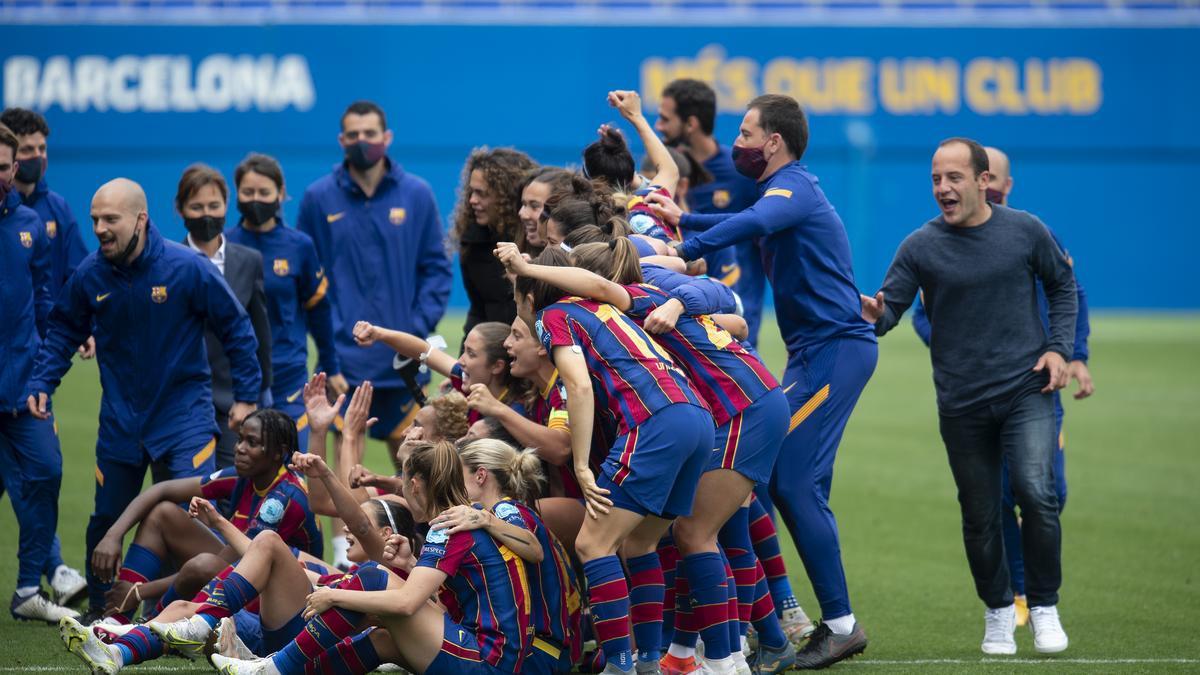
[981,642,1017,655]
[1035,639,1069,654]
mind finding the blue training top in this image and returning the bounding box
[679,161,875,353]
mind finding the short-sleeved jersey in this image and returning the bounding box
[449,362,527,425]
[200,466,323,558]
[417,527,533,672]
[537,297,706,437]
[492,499,582,669]
[624,284,778,426]
[626,186,680,243]
[225,223,338,397]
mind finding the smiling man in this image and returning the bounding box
[861,137,1077,656]
[26,177,261,620]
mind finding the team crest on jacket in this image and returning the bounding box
[273,258,290,276]
[46,220,57,238]
[151,286,168,303]
[19,231,33,247]
[389,208,406,225]
[713,189,731,209]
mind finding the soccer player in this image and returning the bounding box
[505,247,714,675]
[649,94,876,668]
[296,100,452,462]
[212,440,535,675]
[25,177,262,619]
[654,79,756,310]
[909,145,1093,628]
[0,108,88,302]
[446,438,582,674]
[862,137,1076,655]
[0,123,80,622]
[88,409,322,624]
[451,148,537,335]
[225,153,344,447]
[176,163,274,468]
[350,320,527,426]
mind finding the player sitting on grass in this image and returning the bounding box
[89,409,321,625]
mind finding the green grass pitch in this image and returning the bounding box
[1,312,1197,673]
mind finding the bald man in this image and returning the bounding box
[27,178,261,620]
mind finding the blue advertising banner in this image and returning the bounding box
[4,25,1197,308]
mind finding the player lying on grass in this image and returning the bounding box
[89,409,321,625]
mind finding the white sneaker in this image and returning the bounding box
[1029,605,1069,653]
[92,621,139,644]
[981,604,1017,655]
[215,616,257,660]
[781,606,816,644]
[209,653,282,675]
[730,649,752,675]
[59,616,122,674]
[51,565,89,606]
[11,590,80,623]
[148,614,214,660]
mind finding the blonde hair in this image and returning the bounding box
[571,238,643,285]
[429,391,469,442]
[403,440,471,517]
[458,438,546,506]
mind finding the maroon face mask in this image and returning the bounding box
[985,187,1006,205]
[345,140,387,171]
[732,144,769,181]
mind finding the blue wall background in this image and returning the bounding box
[3,25,1197,309]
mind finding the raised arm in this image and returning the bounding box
[609,90,678,196]
[291,452,387,563]
[352,322,457,379]
[495,242,631,311]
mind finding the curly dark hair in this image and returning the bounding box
[450,147,537,251]
[0,108,50,138]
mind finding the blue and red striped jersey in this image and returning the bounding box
[417,527,533,672]
[492,499,582,669]
[449,362,527,425]
[624,284,778,426]
[537,297,707,437]
[200,465,323,558]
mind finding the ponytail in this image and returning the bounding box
[459,438,547,506]
[403,440,470,517]
[570,238,643,285]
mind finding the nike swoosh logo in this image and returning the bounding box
[286,389,304,403]
[326,212,345,223]
[95,292,111,303]
[720,263,737,273]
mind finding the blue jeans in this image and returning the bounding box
[938,389,1061,609]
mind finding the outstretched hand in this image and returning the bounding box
[304,372,344,434]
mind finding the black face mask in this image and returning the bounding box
[113,224,142,267]
[238,200,278,227]
[184,214,225,242]
[15,156,45,185]
[344,140,387,171]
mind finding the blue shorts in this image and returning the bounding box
[232,609,267,657]
[262,610,307,654]
[426,613,512,675]
[522,637,571,674]
[338,386,420,442]
[597,403,714,519]
[273,384,311,451]
[710,388,789,485]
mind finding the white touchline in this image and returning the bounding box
[844,658,1200,665]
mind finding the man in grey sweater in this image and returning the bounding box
[861,137,1076,656]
